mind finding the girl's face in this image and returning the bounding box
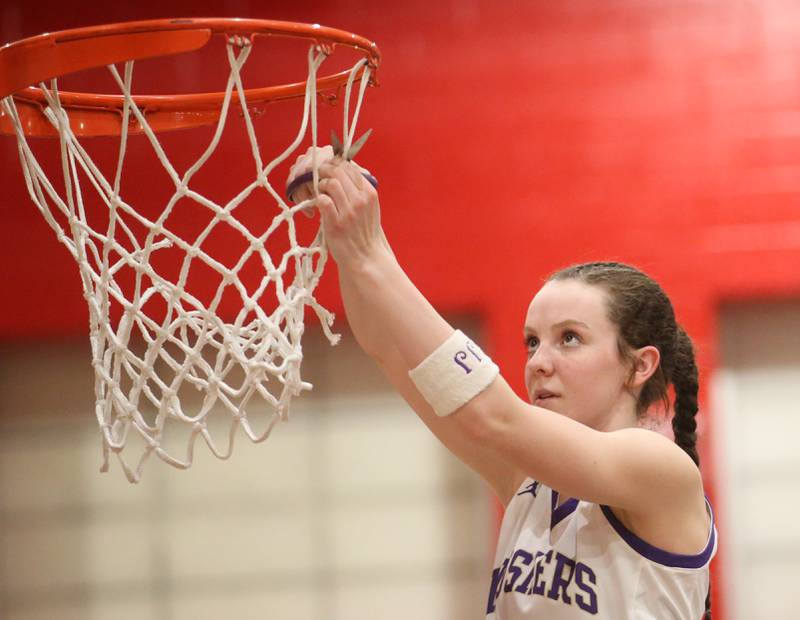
[523,279,635,429]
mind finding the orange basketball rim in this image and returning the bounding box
[0,17,381,137]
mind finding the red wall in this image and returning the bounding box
[5,2,800,617]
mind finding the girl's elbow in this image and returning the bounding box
[455,390,512,446]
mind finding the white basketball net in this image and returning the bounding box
[2,38,373,482]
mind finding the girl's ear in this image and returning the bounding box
[628,345,660,388]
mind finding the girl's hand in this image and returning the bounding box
[287,147,389,268]
[287,145,373,205]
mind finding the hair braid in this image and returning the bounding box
[670,325,711,617]
[671,325,700,467]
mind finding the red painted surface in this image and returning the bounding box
[4,1,800,617]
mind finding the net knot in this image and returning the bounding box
[227,34,252,49]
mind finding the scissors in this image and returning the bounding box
[285,129,378,203]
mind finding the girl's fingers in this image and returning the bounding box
[341,161,366,190]
[320,163,359,200]
[318,177,349,217]
[315,193,339,231]
[294,184,313,204]
[319,162,366,207]
[297,159,374,229]
[287,145,336,200]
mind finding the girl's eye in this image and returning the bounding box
[524,336,538,354]
[562,331,581,345]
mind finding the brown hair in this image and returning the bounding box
[547,261,711,618]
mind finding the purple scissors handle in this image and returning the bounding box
[286,128,376,202]
[286,170,379,203]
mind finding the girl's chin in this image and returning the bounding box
[533,396,560,410]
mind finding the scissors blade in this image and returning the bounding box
[330,130,344,157]
[347,128,373,160]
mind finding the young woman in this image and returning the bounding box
[287,151,716,619]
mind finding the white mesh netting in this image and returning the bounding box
[1,37,374,482]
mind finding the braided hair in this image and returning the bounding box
[547,261,711,618]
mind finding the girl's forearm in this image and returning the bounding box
[338,247,453,368]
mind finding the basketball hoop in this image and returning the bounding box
[0,18,381,482]
[0,18,380,136]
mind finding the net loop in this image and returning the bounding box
[1,34,374,482]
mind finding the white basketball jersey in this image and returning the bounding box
[486,478,717,619]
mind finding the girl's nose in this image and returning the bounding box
[526,344,555,376]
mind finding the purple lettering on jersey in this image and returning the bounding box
[504,549,533,593]
[488,548,600,615]
[486,567,500,613]
[486,557,510,613]
[530,549,552,596]
[575,563,599,614]
[515,550,541,594]
[546,552,576,604]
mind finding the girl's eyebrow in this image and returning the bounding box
[524,319,590,336]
